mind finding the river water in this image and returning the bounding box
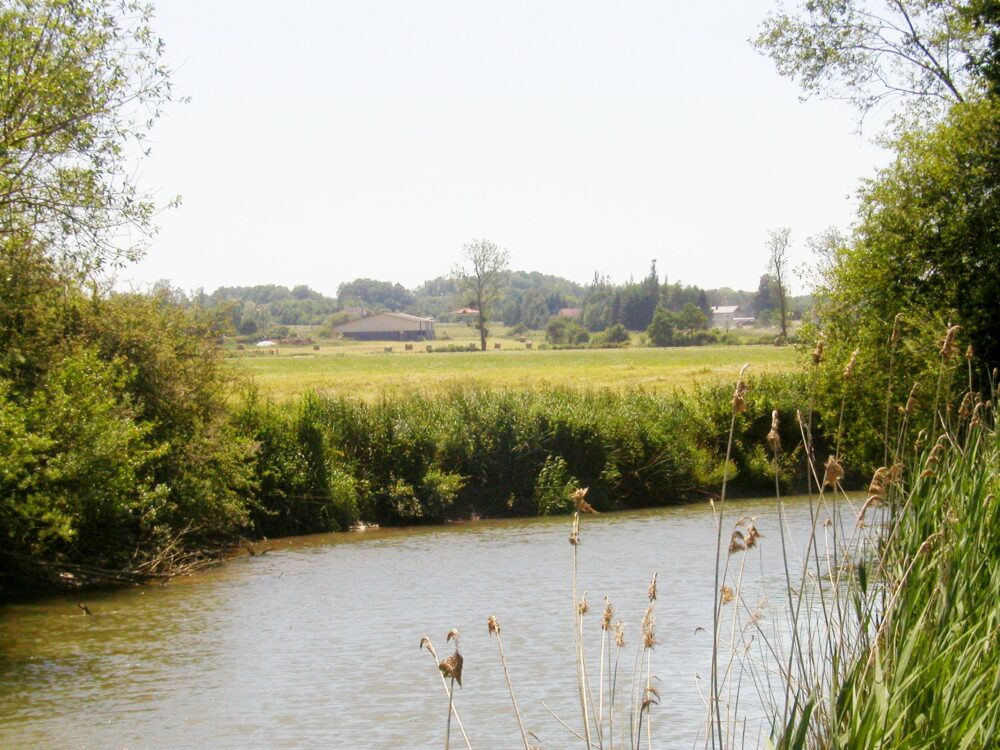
[0,496,836,749]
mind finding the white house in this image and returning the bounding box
[335,312,436,341]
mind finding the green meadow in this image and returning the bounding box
[229,339,798,400]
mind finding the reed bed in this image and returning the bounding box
[416,324,997,748]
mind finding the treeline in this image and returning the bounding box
[183,266,811,341]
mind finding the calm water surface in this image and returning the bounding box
[0,496,834,749]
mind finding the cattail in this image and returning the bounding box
[729,529,746,553]
[614,621,625,648]
[641,686,660,712]
[487,614,500,637]
[890,313,903,345]
[823,455,845,488]
[602,598,614,631]
[439,652,464,686]
[744,519,761,549]
[966,344,974,361]
[578,593,589,616]
[569,513,580,546]
[904,382,919,414]
[573,487,597,513]
[940,325,961,361]
[766,409,781,454]
[843,348,859,380]
[959,392,975,421]
[720,585,735,605]
[732,364,750,413]
[812,334,826,365]
[641,604,656,649]
[647,572,658,602]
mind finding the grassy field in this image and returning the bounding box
[229,327,798,400]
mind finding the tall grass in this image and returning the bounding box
[413,331,997,749]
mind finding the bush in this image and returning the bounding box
[546,317,590,345]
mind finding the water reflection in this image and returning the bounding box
[1,496,832,749]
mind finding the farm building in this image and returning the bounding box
[711,305,740,328]
[335,312,436,341]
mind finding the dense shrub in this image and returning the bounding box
[231,374,822,529]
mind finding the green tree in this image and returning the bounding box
[819,98,1000,372]
[0,0,174,273]
[646,306,676,346]
[755,0,989,120]
[678,303,708,333]
[452,239,511,351]
[546,317,590,345]
[766,227,791,339]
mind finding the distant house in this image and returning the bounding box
[557,308,583,319]
[335,312,436,341]
[711,305,740,328]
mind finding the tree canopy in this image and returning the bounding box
[0,0,174,273]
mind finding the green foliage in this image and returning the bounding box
[546,317,590,345]
[0,351,160,566]
[830,421,1000,748]
[337,278,415,312]
[755,0,986,119]
[229,376,818,528]
[533,456,577,515]
[0,0,174,271]
[646,306,676,346]
[807,98,1000,467]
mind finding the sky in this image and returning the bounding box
[122,0,892,298]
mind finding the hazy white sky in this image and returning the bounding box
[123,0,890,297]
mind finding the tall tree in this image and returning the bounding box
[766,228,791,339]
[0,0,174,274]
[452,239,510,351]
[755,0,990,122]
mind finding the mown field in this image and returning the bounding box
[229,327,798,400]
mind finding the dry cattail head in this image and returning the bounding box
[823,455,845,488]
[732,364,750,413]
[766,409,781,454]
[812,335,825,365]
[487,615,499,637]
[569,514,580,546]
[641,604,656,649]
[843,348,859,380]
[940,325,961,361]
[890,313,903,345]
[904,382,919,415]
[720,585,735,605]
[729,529,746,553]
[447,628,460,644]
[614,621,625,648]
[641,686,660,712]
[966,344,974,361]
[578,593,589,616]
[573,487,597,514]
[958,392,975,421]
[602,598,614,631]
[744,518,761,550]
[419,636,438,659]
[439,652,464,686]
[857,495,878,527]
[647,572,658,602]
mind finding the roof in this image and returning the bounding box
[711,305,739,315]
[450,307,479,315]
[558,308,583,318]
[334,311,435,332]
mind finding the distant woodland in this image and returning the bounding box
[177,264,812,339]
